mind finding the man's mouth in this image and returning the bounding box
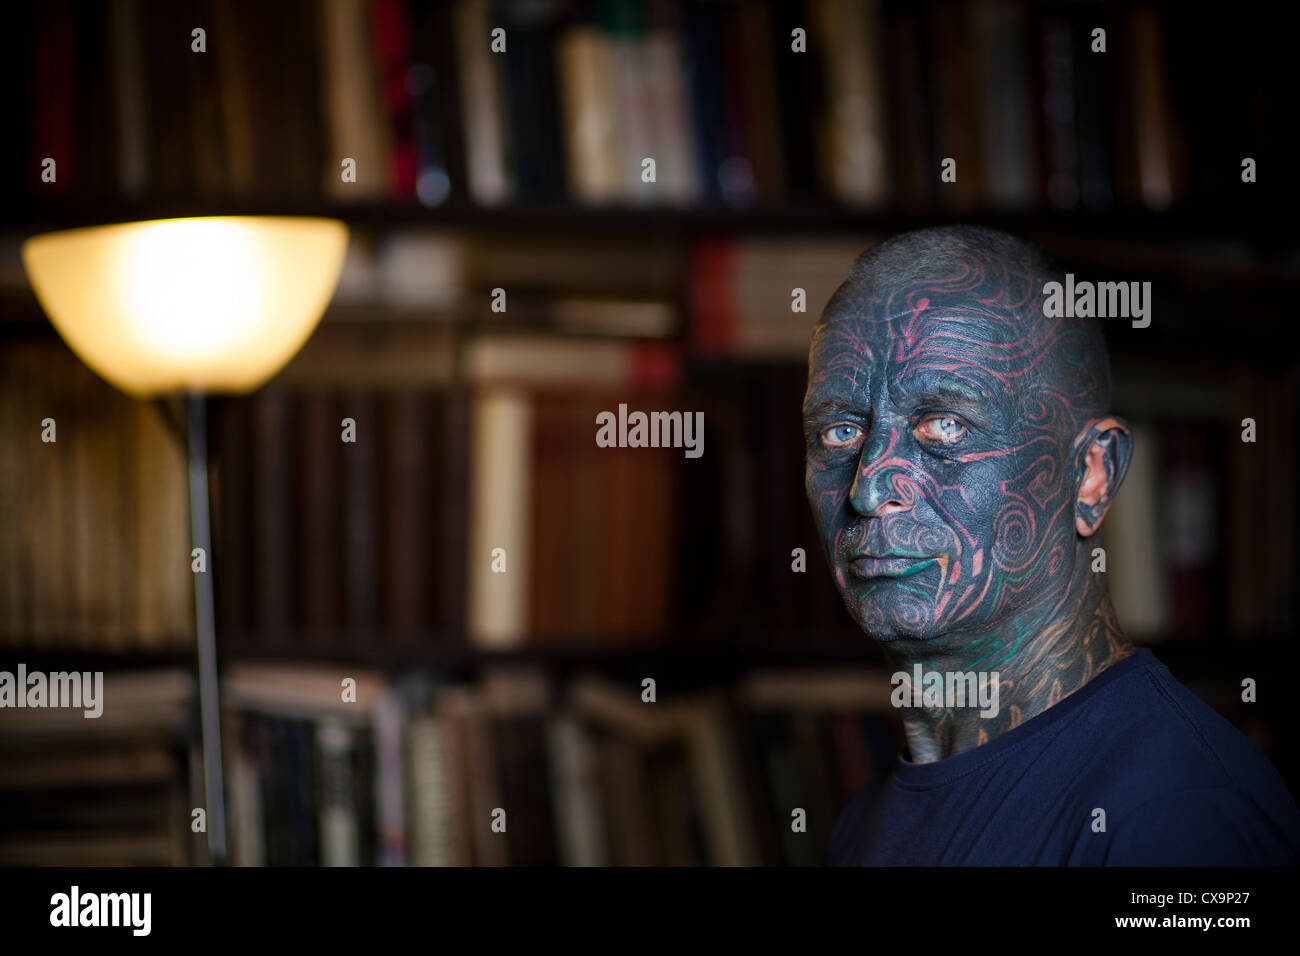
[848,554,937,580]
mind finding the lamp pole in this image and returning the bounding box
[186,392,228,865]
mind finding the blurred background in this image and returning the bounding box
[0,0,1295,865]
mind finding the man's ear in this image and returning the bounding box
[1074,417,1132,536]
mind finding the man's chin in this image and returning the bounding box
[860,622,938,644]
[843,589,940,643]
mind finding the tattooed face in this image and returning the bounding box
[804,240,1109,648]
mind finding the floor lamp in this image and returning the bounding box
[21,216,349,865]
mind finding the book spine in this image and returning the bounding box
[466,389,532,649]
[0,347,28,642]
[297,391,343,645]
[407,711,453,866]
[407,0,451,206]
[342,391,379,639]
[214,398,252,648]
[318,0,393,199]
[373,690,408,866]
[253,391,293,647]
[1038,11,1079,210]
[382,391,431,642]
[547,713,607,866]
[317,718,361,866]
[455,0,513,204]
[371,0,417,198]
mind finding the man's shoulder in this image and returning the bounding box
[1075,650,1283,795]
[1065,650,1300,859]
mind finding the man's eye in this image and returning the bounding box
[916,415,966,443]
[820,423,863,448]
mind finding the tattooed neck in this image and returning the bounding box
[885,546,1136,764]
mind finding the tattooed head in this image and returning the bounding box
[803,226,1131,657]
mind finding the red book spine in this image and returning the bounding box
[688,239,736,356]
[371,0,417,197]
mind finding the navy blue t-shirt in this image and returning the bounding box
[826,648,1300,865]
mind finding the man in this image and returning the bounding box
[804,225,1300,865]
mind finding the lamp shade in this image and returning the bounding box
[21,216,349,397]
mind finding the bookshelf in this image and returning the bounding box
[2,0,1296,864]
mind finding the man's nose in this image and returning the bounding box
[849,432,913,517]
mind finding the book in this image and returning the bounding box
[972,0,1038,209]
[407,710,454,865]
[370,0,418,198]
[434,685,479,865]
[466,388,532,649]
[214,397,254,644]
[644,3,698,206]
[372,689,408,865]
[406,0,453,207]
[498,0,568,203]
[1161,422,1219,640]
[556,20,622,203]
[546,712,607,866]
[317,718,361,866]
[455,0,514,205]
[814,0,887,205]
[227,716,266,866]
[1071,2,1115,211]
[881,1,931,205]
[28,0,79,194]
[318,0,393,199]
[342,391,379,637]
[380,390,439,642]
[0,348,24,640]
[297,391,344,643]
[1036,9,1079,210]
[487,671,558,865]
[597,732,653,865]
[1125,7,1183,209]
[252,390,293,646]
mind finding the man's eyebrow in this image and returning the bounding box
[803,398,869,423]
[899,379,990,408]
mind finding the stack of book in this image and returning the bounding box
[211,385,463,652]
[0,669,196,865]
[15,0,1203,213]
[216,662,899,866]
[0,341,193,650]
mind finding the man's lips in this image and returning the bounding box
[847,554,937,580]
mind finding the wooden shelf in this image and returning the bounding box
[3,195,1293,249]
[0,632,1291,680]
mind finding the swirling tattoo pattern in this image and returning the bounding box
[803,227,1136,763]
